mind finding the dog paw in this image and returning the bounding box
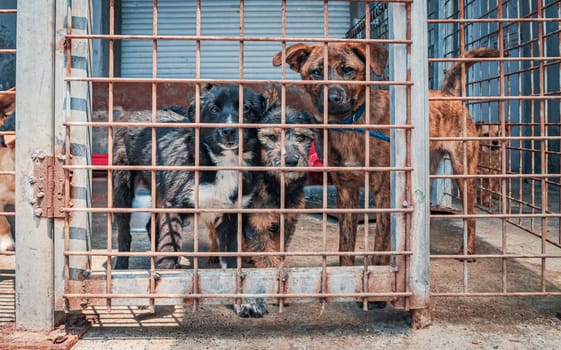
[236,299,268,318]
[0,234,14,252]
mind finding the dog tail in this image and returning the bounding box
[440,47,502,96]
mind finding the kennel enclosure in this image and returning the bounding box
[5,0,560,333]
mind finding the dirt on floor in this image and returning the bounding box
[73,208,561,350]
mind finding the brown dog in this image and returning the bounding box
[0,87,15,252]
[476,123,512,209]
[273,44,500,262]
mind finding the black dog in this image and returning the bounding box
[215,88,319,317]
[112,84,266,269]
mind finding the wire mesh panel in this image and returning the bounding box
[0,1,16,326]
[427,0,561,297]
[60,0,429,326]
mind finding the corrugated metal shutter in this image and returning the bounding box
[121,0,350,79]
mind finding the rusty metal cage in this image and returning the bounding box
[62,1,426,322]
[33,0,430,330]
[10,0,560,334]
[427,0,561,298]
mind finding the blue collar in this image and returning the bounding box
[342,103,366,125]
[330,104,390,143]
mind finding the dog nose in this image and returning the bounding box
[285,155,299,167]
[328,91,343,104]
[492,140,499,146]
[220,128,237,140]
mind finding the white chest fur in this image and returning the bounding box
[192,148,253,225]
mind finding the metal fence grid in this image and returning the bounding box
[347,0,561,298]
[56,0,429,328]
[427,0,561,297]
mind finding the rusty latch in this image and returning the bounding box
[32,155,66,219]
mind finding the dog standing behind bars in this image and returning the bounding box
[273,44,500,262]
[214,87,319,317]
[215,87,319,269]
[112,84,266,269]
[476,123,512,209]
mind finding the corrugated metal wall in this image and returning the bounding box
[120,0,350,79]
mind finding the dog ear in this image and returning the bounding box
[202,83,214,94]
[262,85,280,112]
[350,42,388,76]
[273,43,312,73]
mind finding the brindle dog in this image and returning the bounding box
[112,84,266,269]
[273,44,500,262]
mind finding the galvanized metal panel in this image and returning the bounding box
[120,0,350,79]
[408,0,431,312]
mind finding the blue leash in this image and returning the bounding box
[330,103,390,143]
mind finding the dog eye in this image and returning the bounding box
[296,134,309,143]
[342,66,355,75]
[310,69,322,78]
[267,134,278,142]
[209,105,220,113]
[243,104,251,113]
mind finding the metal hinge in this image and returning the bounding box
[32,154,66,219]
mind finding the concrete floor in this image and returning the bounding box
[73,210,561,350]
[70,176,561,349]
[1,177,561,349]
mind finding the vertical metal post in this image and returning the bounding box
[390,0,430,328]
[388,2,408,310]
[15,0,56,331]
[409,0,430,327]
